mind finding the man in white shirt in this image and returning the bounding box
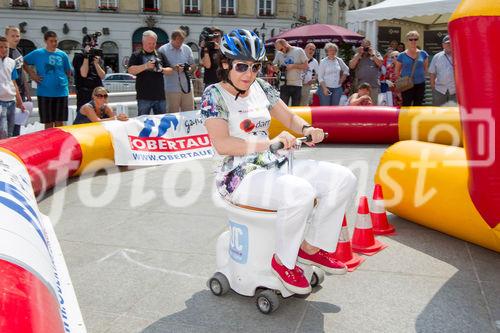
[273,39,308,106]
[429,35,456,106]
[300,43,319,106]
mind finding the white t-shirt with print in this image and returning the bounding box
[200,78,281,198]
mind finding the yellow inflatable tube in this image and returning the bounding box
[61,123,115,176]
[398,107,462,146]
[375,140,500,252]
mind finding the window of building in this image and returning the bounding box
[10,0,31,8]
[57,0,77,9]
[313,0,319,23]
[18,39,36,55]
[57,40,81,59]
[220,0,236,15]
[184,0,200,14]
[258,0,274,16]
[143,0,159,12]
[297,0,305,18]
[98,0,118,10]
[327,0,334,24]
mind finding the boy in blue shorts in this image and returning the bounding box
[24,31,72,129]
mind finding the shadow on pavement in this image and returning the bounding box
[140,290,340,333]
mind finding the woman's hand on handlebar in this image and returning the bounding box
[271,131,296,150]
[302,127,325,146]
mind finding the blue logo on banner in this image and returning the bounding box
[139,114,179,138]
[229,221,248,264]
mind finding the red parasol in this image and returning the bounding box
[266,24,364,47]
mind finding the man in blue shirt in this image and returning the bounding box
[23,31,72,129]
[158,30,196,113]
[0,36,25,138]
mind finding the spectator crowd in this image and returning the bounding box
[0,26,456,139]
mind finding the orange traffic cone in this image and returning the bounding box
[371,184,396,235]
[351,196,387,256]
[332,215,365,272]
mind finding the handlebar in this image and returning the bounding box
[269,133,329,153]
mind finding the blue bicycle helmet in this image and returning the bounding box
[220,29,266,62]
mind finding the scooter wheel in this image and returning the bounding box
[256,290,280,314]
[310,268,325,288]
[208,272,230,296]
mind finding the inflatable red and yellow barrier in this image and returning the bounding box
[270,106,462,146]
[375,0,500,252]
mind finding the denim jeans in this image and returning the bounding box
[137,99,167,116]
[318,87,343,106]
[0,100,15,139]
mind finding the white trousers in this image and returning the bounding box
[231,159,357,269]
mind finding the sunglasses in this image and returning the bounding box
[232,62,262,73]
[408,38,419,41]
[95,94,108,98]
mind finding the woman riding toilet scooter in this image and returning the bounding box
[201,29,357,312]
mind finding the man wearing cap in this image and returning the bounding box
[429,35,456,106]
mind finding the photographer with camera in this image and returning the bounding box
[159,30,196,113]
[199,26,223,87]
[72,32,106,118]
[349,38,383,105]
[128,30,173,115]
[272,39,308,106]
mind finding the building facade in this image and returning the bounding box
[1,0,380,72]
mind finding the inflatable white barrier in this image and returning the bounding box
[0,151,85,333]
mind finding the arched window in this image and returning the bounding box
[18,39,36,55]
[101,41,119,54]
[187,42,199,62]
[132,27,169,51]
[57,40,81,60]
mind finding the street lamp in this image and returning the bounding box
[260,23,267,41]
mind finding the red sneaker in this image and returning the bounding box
[271,255,311,295]
[297,248,347,275]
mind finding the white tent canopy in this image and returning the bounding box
[346,0,461,24]
[346,0,461,49]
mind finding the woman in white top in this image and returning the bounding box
[317,43,349,106]
[202,29,356,295]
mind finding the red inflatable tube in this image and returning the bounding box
[311,106,400,143]
[0,128,82,195]
[450,17,500,229]
[0,259,65,333]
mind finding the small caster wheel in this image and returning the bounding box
[310,268,325,288]
[256,289,280,314]
[208,272,230,296]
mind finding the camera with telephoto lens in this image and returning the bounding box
[82,31,103,59]
[279,64,287,83]
[199,27,219,49]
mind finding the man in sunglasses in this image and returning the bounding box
[272,39,308,106]
[349,39,383,105]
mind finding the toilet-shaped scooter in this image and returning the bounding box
[208,136,326,314]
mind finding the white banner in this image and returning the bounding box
[0,151,86,332]
[102,111,215,166]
